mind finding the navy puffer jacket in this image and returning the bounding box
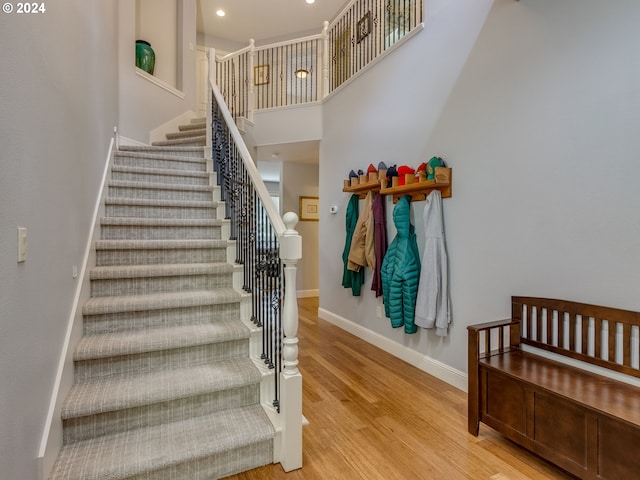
[381,195,421,333]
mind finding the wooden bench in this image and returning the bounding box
[468,297,640,480]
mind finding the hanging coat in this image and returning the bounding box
[381,195,421,334]
[342,194,365,296]
[348,190,376,272]
[415,190,451,336]
[370,193,387,297]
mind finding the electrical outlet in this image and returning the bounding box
[376,306,382,318]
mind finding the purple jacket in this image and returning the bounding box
[370,193,387,297]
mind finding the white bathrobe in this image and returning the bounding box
[415,190,451,336]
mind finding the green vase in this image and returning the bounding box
[135,40,155,75]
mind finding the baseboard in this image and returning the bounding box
[37,137,116,480]
[117,135,148,147]
[317,307,467,392]
[296,289,319,298]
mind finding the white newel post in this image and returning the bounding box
[279,212,303,472]
[247,39,256,123]
[321,21,330,99]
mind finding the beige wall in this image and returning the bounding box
[119,0,197,142]
[136,0,178,88]
[320,0,640,378]
[0,2,119,478]
[282,163,319,295]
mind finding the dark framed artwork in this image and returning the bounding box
[254,64,269,85]
[357,11,372,43]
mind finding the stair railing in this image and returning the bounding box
[215,0,424,120]
[208,52,303,472]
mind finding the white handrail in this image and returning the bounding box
[253,32,325,53]
[214,44,252,62]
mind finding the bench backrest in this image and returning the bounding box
[512,296,640,379]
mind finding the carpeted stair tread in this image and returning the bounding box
[49,404,274,480]
[114,151,207,163]
[100,217,222,227]
[82,289,240,316]
[95,239,228,250]
[90,262,233,280]
[111,165,211,180]
[62,358,261,419]
[108,180,215,193]
[105,197,217,208]
[151,136,206,147]
[165,129,206,140]
[118,144,204,154]
[179,122,206,132]
[74,321,250,362]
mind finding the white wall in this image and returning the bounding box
[0,2,119,478]
[137,0,178,88]
[319,0,640,378]
[282,162,319,295]
[119,0,197,142]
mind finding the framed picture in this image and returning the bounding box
[254,64,269,85]
[357,11,371,43]
[299,196,319,221]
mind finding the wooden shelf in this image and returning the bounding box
[342,167,452,203]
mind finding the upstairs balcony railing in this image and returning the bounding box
[215,0,424,120]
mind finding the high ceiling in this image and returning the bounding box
[197,0,350,45]
[198,0,347,166]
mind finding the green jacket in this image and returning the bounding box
[381,196,421,333]
[342,194,365,295]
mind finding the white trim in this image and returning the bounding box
[297,289,319,298]
[318,307,467,392]
[117,135,148,147]
[135,67,186,99]
[37,138,115,480]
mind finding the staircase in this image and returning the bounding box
[48,118,275,480]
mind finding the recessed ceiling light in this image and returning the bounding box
[295,69,309,79]
[216,9,225,17]
[306,0,315,4]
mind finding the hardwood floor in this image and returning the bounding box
[225,297,572,480]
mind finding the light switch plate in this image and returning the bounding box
[17,227,27,262]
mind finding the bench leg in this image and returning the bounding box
[468,329,480,436]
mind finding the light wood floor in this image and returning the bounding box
[226,297,572,480]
